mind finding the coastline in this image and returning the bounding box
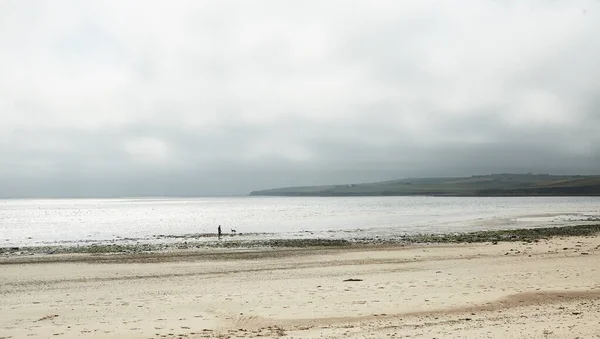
[3,223,600,258]
[1,224,600,338]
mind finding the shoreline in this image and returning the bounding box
[2,223,600,260]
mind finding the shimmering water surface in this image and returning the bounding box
[1,196,599,247]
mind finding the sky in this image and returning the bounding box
[1,0,599,197]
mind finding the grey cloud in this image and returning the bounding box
[1,0,599,197]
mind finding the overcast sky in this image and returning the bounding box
[1,1,599,197]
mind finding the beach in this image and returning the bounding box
[1,235,600,339]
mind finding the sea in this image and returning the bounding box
[1,196,599,247]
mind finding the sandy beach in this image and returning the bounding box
[2,235,600,339]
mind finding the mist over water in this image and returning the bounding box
[2,196,599,247]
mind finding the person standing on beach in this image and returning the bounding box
[218,225,222,239]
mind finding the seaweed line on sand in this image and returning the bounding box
[1,224,600,256]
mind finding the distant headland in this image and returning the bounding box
[249,173,600,197]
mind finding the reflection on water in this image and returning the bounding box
[1,196,599,247]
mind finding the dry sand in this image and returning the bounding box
[1,236,600,339]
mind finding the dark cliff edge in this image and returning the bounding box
[476,184,600,196]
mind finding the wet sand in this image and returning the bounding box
[1,236,600,338]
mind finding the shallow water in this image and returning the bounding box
[1,196,599,247]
